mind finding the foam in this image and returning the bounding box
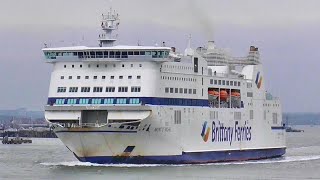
[40,155,320,168]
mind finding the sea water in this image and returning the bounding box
[1,125,320,180]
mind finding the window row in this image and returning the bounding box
[61,75,141,80]
[263,104,280,107]
[210,111,219,120]
[162,65,194,71]
[209,79,241,87]
[165,87,196,95]
[63,63,143,69]
[45,50,169,60]
[49,97,209,106]
[161,76,196,82]
[57,86,141,93]
[54,98,141,105]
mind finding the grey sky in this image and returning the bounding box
[0,0,319,112]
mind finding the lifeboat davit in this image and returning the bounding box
[220,90,228,101]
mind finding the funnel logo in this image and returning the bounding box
[201,121,211,142]
[255,72,263,89]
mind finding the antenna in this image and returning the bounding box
[98,7,120,47]
[184,34,194,56]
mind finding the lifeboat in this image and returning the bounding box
[231,92,240,97]
[220,90,228,101]
[208,90,219,96]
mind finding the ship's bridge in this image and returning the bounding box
[43,46,171,62]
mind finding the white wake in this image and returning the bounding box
[40,155,320,168]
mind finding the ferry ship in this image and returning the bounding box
[43,8,286,164]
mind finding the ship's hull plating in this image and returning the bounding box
[53,105,286,164]
[73,148,285,164]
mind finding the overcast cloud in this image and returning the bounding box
[0,0,319,112]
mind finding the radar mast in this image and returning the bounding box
[98,7,120,47]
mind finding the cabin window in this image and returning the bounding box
[128,51,133,55]
[77,76,80,79]
[90,51,95,58]
[109,51,115,58]
[111,76,114,79]
[85,76,89,79]
[175,88,179,93]
[145,51,151,56]
[119,76,123,79]
[115,51,121,58]
[93,87,103,92]
[60,76,64,79]
[140,51,145,55]
[57,87,66,93]
[77,52,83,58]
[118,87,128,92]
[116,98,127,104]
[134,51,139,55]
[222,80,225,85]
[170,88,174,93]
[81,87,90,92]
[131,86,141,92]
[193,89,196,94]
[230,81,234,86]
[226,81,229,86]
[94,76,97,79]
[184,88,188,94]
[103,51,108,58]
[104,98,114,104]
[128,76,132,79]
[165,87,169,93]
[218,80,221,85]
[164,51,169,58]
[106,87,115,92]
[102,76,106,79]
[96,51,103,58]
[137,75,141,79]
[91,99,102,104]
[194,57,198,73]
[69,87,78,93]
[69,76,72,79]
[179,88,183,93]
[151,51,157,58]
[121,51,128,58]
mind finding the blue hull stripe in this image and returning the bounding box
[73,147,286,164]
